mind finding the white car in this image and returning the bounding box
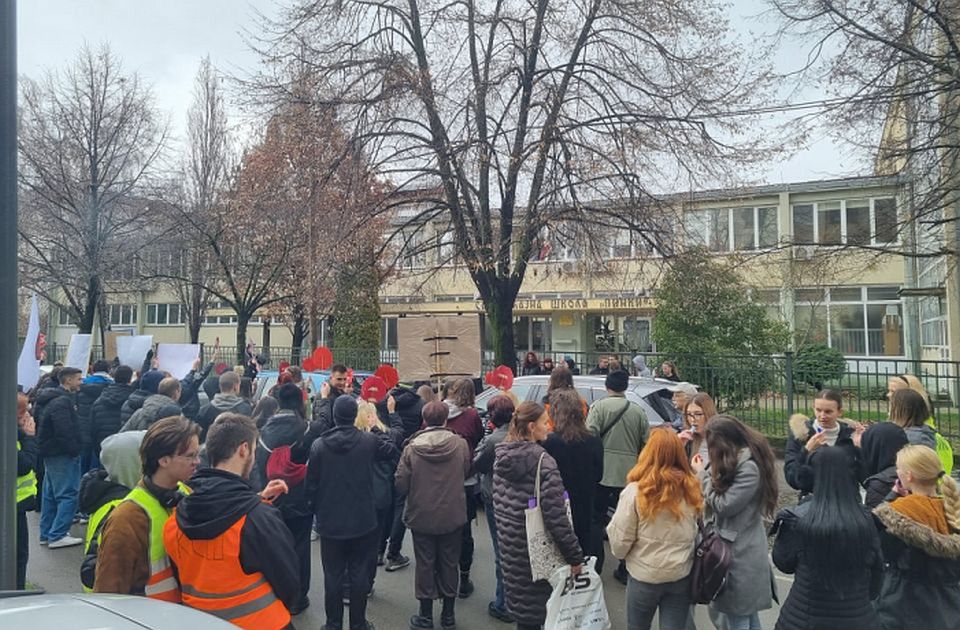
[0,592,237,629]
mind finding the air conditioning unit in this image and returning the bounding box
[793,245,816,261]
[561,260,579,274]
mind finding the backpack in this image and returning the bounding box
[261,440,308,488]
[690,518,733,604]
[79,501,121,592]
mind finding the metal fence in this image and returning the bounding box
[43,341,960,444]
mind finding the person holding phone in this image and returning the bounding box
[783,389,861,499]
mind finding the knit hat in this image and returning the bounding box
[605,370,629,392]
[140,370,164,394]
[333,395,359,426]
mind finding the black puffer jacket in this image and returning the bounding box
[38,387,82,458]
[772,501,881,630]
[493,440,583,626]
[77,375,112,451]
[251,410,310,520]
[784,416,860,495]
[119,389,150,427]
[91,383,135,449]
[78,468,131,517]
[873,500,960,630]
[392,389,425,440]
[861,423,909,510]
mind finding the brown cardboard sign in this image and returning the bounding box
[397,315,481,381]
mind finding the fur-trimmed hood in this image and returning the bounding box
[788,413,857,442]
[874,502,960,560]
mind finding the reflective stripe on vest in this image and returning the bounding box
[16,441,38,504]
[163,513,291,630]
[124,486,180,603]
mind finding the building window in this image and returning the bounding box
[381,317,398,351]
[204,314,238,325]
[400,230,426,269]
[791,197,898,246]
[58,306,78,326]
[146,303,185,325]
[793,286,903,356]
[687,206,777,252]
[920,296,948,349]
[105,304,137,326]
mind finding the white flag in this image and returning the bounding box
[17,295,41,391]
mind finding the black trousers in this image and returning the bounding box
[459,491,478,573]
[593,484,622,574]
[320,530,379,630]
[386,491,407,558]
[285,514,313,602]
[16,510,28,590]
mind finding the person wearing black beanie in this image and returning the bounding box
[306,387,401,630]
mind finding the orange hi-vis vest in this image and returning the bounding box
[163,512,290,630]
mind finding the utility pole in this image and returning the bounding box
[0,0,19,590]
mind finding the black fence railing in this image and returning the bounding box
[43,342,960,444]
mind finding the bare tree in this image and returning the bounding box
[164,56,233,342]
[18,44,167,334]
[772,0,960,256]
[255,0,774,365]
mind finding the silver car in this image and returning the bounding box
[475,375,682,427]
[0,592,237,629]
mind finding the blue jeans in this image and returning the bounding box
[483,499,506,611]
[626,575,692,630]
[39,455,80,542]
[712,611,761,630]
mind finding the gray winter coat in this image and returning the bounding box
[700,448,775,617]
[905,424,937,449]
[120,394,181,432]
[493,440,584,626]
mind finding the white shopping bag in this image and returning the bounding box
[545,557,611,630]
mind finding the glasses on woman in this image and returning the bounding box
[685,411,705,419]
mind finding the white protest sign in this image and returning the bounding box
[156,343,201,380]
[17,295,42,391]
[117,335,154,371]
[65,334,93,377]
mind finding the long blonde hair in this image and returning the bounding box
[891,374,934,417]
[354,400,386,432]
[897,444,960,532]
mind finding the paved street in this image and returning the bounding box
[24,493,794,629]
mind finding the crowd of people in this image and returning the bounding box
[12,353,960,630]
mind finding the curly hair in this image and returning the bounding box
[627,427,702,521]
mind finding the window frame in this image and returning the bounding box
[791,197,898,246]
[687,206,780,252]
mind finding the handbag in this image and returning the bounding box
[526,452,573,582]
[690,517,733,604]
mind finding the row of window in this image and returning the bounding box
[791,286,903,357]
[395,196,898,267]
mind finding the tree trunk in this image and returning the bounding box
[188,283,204,343]
[483,291,517,372]
[79,275,101,334]
[235,312,250,364]
[291,304,308,363]
[262,317,272,364]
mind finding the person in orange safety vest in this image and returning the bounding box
[164,412,299,630]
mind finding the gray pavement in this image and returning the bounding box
[24,461,796,629]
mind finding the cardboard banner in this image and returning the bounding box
[397,315,481,381]
[65,333,93,377]
[17,295,42,391]
[117,335,154,371]
[104,330,132,363]
[157,343,201,379]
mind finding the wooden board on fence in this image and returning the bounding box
[397,315,481,381]
[104,330,132,362]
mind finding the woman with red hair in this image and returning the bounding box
[607,427,702,630]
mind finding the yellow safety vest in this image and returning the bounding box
[16,441,38,505]
[124,485,182,602]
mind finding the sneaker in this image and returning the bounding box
[310,529,320,542]
[440,614,456,629]
[384,554,410,572]
[377,553,385,567]
[409,615,434,629]
[48,535,83,549]
[457,575,474,599]
[39,539,48,546]
[487,602,514,623]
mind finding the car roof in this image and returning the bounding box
[0,593,236,629]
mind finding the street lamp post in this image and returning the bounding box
[0,0,18,590]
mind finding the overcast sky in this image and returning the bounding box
[17,0,868,188]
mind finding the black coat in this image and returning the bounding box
[38,387,82,458]
[864,468,899,511]
[251,410,310,520]
[772,501,881,630]
[305,424,399,540]
[784,416,860,495]
[542,432,603,557]
[860,423,909,510]
[77,376,111,450]
[391,389,426,441]
[179,362,214,421]
[90,383,135,449]
[873,501,960,630]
